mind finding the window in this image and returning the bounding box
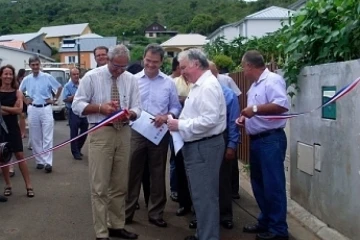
[149,33,153,37]
[68,56,76,63]
[37,50,40,53]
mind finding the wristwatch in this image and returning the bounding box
[252,105,258,113]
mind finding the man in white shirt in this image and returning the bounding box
[72,45,141,240]
[216,68,241,97]
[167,48,226,240]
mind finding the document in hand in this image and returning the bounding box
[167,115,184,156]
[130,111,168,145]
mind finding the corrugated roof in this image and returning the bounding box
[288,0,307,10]
[58,37,117,53]
[161,34,207,47]
[0,41,25,49]
[245,6,295,19]
[39,23,89,38]
[0,45,55,62]
[78,33,103,39]
[0,32,44,43]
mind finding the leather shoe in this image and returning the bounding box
[184,236,198,240]
[108,228,138,239]
[125,217,133,224]
[221,220,234,229]
[256,232,289,240]
[96,238,109,240]
[176,207,191,216]
[232,193,240,199]
[73,154,82,160]
[0,195,7,202]
[189,219,197,229]
[36,164,44,169]
[44,164,52,173]
[149,218,167,227]
[243,223,267,233]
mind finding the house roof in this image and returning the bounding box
[288,0,307,10]
[58,37,117,53]
[161,34,207,47]
[0,32,44,43]
[244,6,295,20]
[207,22,237,40]
[0,41,25,49]
[39,23,89,38]
[0,45,55,62]
[78,33,103,39]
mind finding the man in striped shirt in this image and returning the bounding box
[72,45,141,240]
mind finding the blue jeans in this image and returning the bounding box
[69,109,88,156]
[169,136,177,193]
[250,129,288,237]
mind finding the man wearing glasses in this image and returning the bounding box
[72,45,141,240]
[19,56,62,173]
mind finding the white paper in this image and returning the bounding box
[167,115,184,155]
[130,111,168,145]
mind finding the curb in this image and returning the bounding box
[238,162,350,240]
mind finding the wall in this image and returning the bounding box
[209,26,239,43]
[246,19,289,38]
[290,59,360,239]
[26,35,52,57]
[60,52,91,69]
[45,37,61,49]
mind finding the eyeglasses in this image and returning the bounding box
[111,61,128,70]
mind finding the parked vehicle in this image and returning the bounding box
[25,67,70,120]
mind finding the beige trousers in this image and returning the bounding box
[88,125,131,238]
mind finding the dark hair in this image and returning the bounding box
[93,46,109,56]
[0,65,18,89]
[29,55,41,65]
[172,57,179,72]
[17,68,26,83]
[127,62,143,74]
[144,43,165,61]
[242,50,265,68]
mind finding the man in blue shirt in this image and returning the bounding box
[19,56,62,173]
[63,68,88,160]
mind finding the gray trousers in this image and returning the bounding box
[182,134,225,240]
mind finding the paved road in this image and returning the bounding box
[0,121,315,240]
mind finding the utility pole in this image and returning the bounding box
[77,39,81,68]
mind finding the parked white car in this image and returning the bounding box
[25,68,70,120]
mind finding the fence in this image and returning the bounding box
[229,62,277,164]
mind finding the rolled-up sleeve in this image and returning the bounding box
[266,76,289,110]
[72,75,91,116]
[129,75,142,119]
[168,81,182,117]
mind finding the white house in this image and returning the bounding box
[161,34,208,57]
[0,45,54,72]
[207,6,295,42]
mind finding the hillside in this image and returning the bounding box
[0,0,297,38]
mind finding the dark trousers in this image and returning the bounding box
[219,157,233,221]
[69,109,88,156]
[142,157,150,206]
[250,129,288,236]
[173,145,192,209]
[231,158,240,195]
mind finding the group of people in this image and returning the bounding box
[0,42,289,240]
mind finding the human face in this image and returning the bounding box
[241,59,255,82]
[143,51,162,78]
[1,68,14,85]
[70,69,80,84]
[95,49,108,67]
[108,55,129,78]
[179,59,197,84]
[30,61,40,74]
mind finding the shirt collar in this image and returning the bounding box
[137,69,166,80]
[255,68,270,85]
[194,70,213,86]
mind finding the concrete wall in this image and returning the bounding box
[290,59,360,239]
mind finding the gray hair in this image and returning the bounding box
[29,55,41,64]
[108,44,130,60]
[242,50,265,68]
[144,43,165,61]
[178,48,209,70]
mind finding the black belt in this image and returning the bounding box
[185,133,222,144]
[30,103,50,108]
[249,128,283,141]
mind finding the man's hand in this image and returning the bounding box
[99,102,117,116]
[241,106,255,119]
[235,116,246,127]
[224,148,236,161]
[153,114,168,128]
[167,115,179,131]
[25,97,33,105]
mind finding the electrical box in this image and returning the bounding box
[322,86,336,120]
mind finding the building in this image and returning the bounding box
[0,45,54,72]
[207,6,295,42]
[58,37,117,69]
[0,32,52,57]
[288,0,307,11]
[39,23,92,49]
[144,22,177,38]
[0,41,25,50]
[160,34,208,57]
